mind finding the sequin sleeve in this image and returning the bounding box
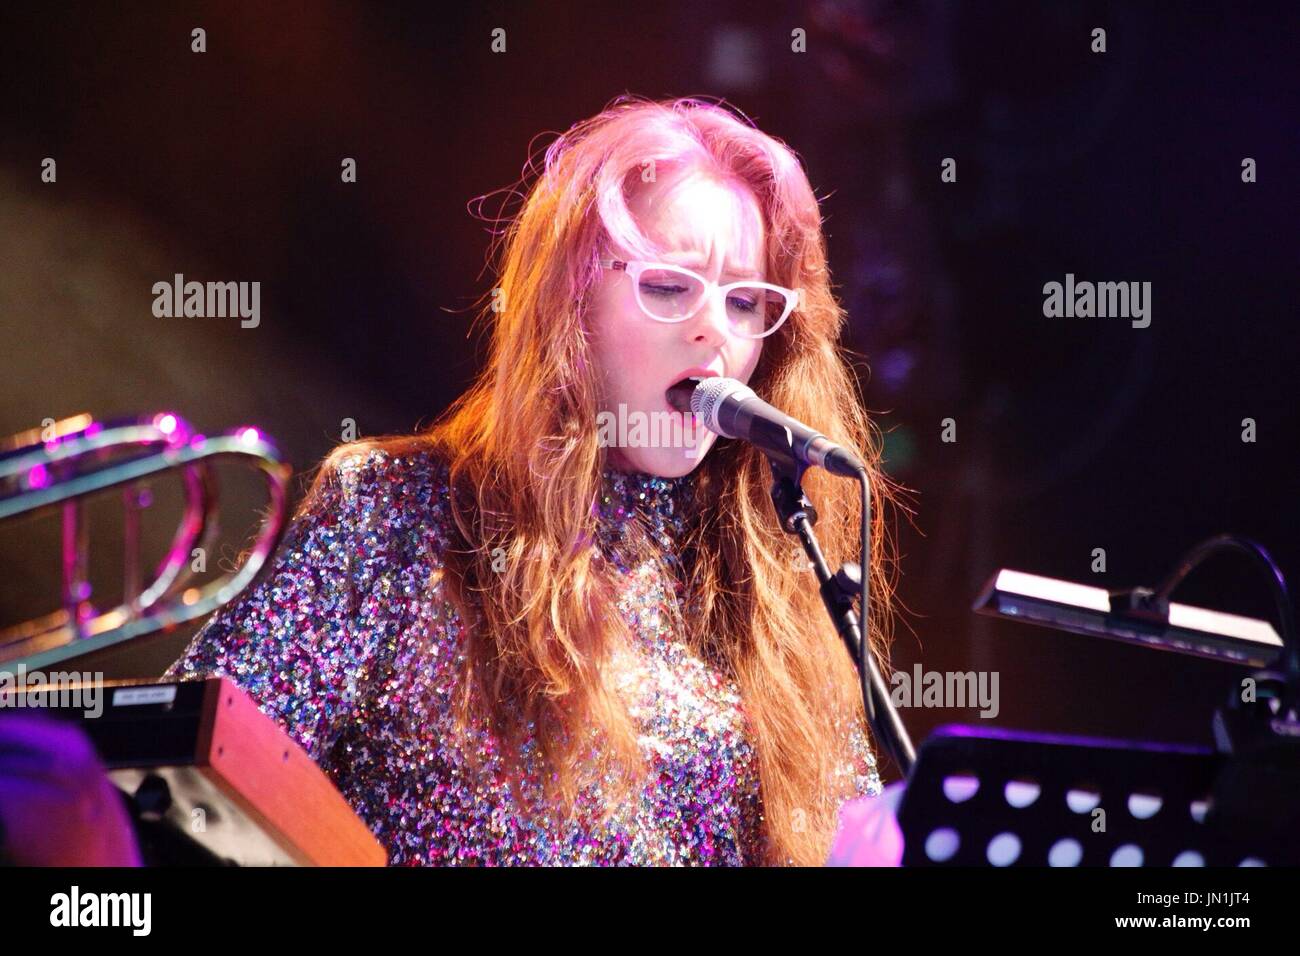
[836,716,885,800]
[163,451,382,762]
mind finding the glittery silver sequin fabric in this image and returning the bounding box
[165,447,881,865]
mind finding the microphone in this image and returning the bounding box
[667,376,865,478]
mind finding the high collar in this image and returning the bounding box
[595,466,698,567]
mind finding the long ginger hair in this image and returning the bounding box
[304,95,899,865]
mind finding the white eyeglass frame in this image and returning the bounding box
[598,258,798,339]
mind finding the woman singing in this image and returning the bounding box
[164,95,900,866]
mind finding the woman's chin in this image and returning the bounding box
[608,435,715,477]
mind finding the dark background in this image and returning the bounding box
[1,1,1296,780]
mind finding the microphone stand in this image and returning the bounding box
[765,453,916,777]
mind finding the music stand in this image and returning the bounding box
[896,724,1298,867]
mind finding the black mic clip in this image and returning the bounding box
[768,457,817,532]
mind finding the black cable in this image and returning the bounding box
[856,465,915,776]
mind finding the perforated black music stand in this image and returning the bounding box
[897,724,1299,867]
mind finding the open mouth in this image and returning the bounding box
[665,371,719,413]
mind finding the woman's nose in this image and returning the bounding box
[688,288,730,346]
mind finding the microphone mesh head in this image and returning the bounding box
[692,377,753,435]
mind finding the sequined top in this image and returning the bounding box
[165,447,881,865]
